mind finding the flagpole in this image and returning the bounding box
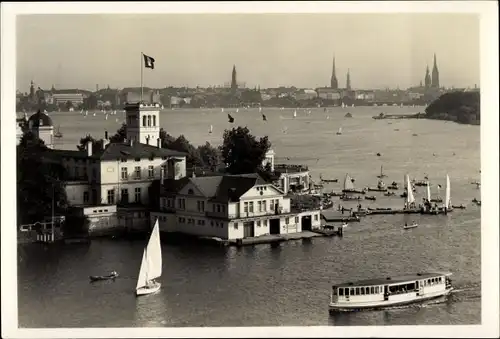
[140,52,143,103]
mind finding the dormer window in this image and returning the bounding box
[134,157,140,162]
[187,188,194,195]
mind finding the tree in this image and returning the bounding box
[220,126,271,175]
[109,123,127,143]
[197,142,221,172]
[77,135,99,151]
[17,133,69,225]
[425,91,480,125]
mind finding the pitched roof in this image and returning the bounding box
[43,141,187,162]
[163,173,271,203]
[98,141,186,161]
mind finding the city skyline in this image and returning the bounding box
[17,13,480,92]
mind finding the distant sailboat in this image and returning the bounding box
[444,174,452,210]
[405,174,416,209]
[209,125,213,134]
[136,219,162,296]
[426,182,431,201]
[221,108,224,113]
[236,108,239,113]
[377,165,387,178]
[259,107,263,113]
[326,115,330,119]
[336,127,342,135]
[293,110,297,118]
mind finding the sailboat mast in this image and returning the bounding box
[52,183,55,241]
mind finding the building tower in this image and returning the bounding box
[29,80,35,101]
[330,55,338,89]
[125,102,161,145]
[431,53,440,88]
[27,110,54,149]
[346,68,351,90]
[424,65,431,88]
[231,65,237,92]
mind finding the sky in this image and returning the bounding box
[16,13,480,92]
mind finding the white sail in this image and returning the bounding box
[221,108,224,113]
[136,220,162,290]
[338,127,342,134]
[406,174,415,205]
[445,174,451,208]
[209,125,213,133]
[344,174,355,191]
[426,183,431,201]
[293,110,297,117]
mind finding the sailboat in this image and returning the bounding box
[293,110,297,118]
[136,219,162,296]
[54,125,63,138]
[426,182,431,202]
[443,174,452,212]
[209,124,213,134]
[342,173,364,194]
[403,174,418,229]
[377,165,387,178]
[336,127,342,135]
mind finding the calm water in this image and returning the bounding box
[18,106,481,327]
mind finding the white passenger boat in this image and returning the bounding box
[329,272,453,312]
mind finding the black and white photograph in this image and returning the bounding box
[1,1,498,338]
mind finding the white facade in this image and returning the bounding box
[150,177,321,240]
[125,103,161,145]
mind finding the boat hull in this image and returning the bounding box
[329,288,453,312]
[136,282,161,296]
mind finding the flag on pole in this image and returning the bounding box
[143,54,155,69]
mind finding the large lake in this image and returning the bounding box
[18,105,481,327]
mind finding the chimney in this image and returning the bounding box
[86,140,93,157]
[157,138,161,149]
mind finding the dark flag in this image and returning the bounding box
[143,54,156,69]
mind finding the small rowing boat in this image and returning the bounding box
[89,271,119,282]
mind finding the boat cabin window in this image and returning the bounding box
[360,287,365,295]
[346,288,350,296]
[355,287,360,295]
[370,287,375,294]
[375,286,379,293]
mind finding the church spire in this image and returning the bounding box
[231,65,237,92]
[346,68,351,90]
[330,55,338,89]
[431,53,439,88]
[424,65,431,88]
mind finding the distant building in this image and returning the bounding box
[52,93,85,105]
[316,88,341,100]
[26,110,54,149]
[431,53,440,88]
[294,89,318,101]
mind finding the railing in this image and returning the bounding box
[274,164,309,173]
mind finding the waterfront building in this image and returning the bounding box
[51,92,86,105]
[150,173,321,240]
[32,102,187,233]
[294,89,318,101]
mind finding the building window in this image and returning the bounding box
[222,205,225,213]
[295,216,299,223]
[148,165,154,178]
[258,201,262,212]
[217,204,221,213]
[121,167,128,180]
[134,166,141,179]
[285,217,289,225]
[269,200,274,210]
[147,115,152,127]
[92,167,97,180]
[188,188,194,195]
[257,220,261,227]
[143,116,147,127]
[249,202,254,213]
[244,202,248,213]
[197,201,205,212]
[263,220,268,226]
[121,158,127,162]
[121,189,128,204]
[234,222,238,229]
[160,165,166,178]
[107,189,115,205]
[262,200,267,212]
[153,115,156,126]
[135,158,140,162]
[314,214,318,221]
[83,191,89,203]
[134,187,141,203]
